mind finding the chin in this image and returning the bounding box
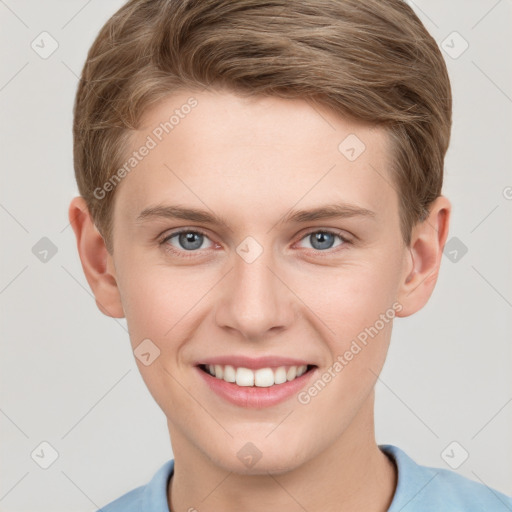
[207,438,310,476]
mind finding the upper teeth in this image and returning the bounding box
[205,364,309,387]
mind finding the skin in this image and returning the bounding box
[69,88,450,512]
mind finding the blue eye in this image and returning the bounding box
[297,230,349,251]
[161,229,213,255]
[175,231,205,250]
[159,228,351,258]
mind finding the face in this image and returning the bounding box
[105,88,411,474]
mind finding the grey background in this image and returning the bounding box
[0,0,511,510]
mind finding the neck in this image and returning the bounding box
[167,391,397,512]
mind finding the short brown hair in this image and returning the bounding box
[73,0,452,254]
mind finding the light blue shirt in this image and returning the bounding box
[97,444,512,511]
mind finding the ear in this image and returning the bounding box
[396,195,451,317]
[68,196,125,318]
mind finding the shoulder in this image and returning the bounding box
[381,444,512,512]
[96,459,175,512]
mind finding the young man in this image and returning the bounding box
[68,0,512,510]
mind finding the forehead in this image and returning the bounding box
[114,89,396,226]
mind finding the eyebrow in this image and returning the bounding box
[135,203,376,227]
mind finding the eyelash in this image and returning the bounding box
[158,228,352,259]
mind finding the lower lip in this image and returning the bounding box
[195,365,318,408]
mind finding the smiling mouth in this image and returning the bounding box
[198,363,317,387]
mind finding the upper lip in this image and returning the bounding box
[196,355,315,370]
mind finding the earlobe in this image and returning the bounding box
[396,196,451,317]
[68,196,125,319]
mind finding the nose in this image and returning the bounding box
[214,244,295,340]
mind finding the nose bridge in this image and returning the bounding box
[215,237,293,338]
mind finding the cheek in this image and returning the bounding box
[295,256,402,342]
[118,262,207,341]
[119,268,196,409]
[327,259,401,393]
